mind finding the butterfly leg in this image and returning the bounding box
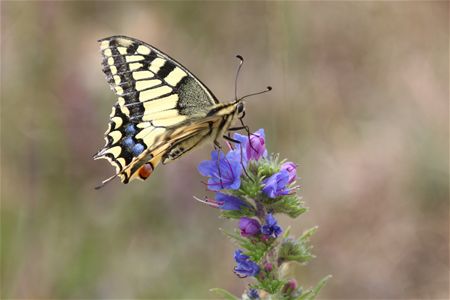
[223,134,240,144]
[237,112,258,154]
[229,123,257,154]
[227,125,247,131]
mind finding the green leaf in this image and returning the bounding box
[257,155,280,178]
[210,288,240,300]
[221,229,249,245]
[297,275,332,300]
[254,278,286,294]
[298,226,318,242]
[267,195,307,218]
[221,229,270,261]
[282,226,292,238]
[220,206,255,219]
[278,226,319,265]
[239,167,265,199]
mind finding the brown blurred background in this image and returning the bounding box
[1,1,448,299]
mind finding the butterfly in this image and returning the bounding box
[94,36,270,189]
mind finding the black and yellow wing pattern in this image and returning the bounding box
[94,36,241,187]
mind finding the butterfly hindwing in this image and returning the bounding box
[110,116,226,184]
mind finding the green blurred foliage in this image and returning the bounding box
[1,1,448,299]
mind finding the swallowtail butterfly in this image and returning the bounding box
[94,36,269,188]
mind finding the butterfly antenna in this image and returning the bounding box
[235,55,244,101]
[238,86,272,102]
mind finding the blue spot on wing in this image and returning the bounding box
[132,143,145,156]
[122,137,134,148]
[125,124,137,135]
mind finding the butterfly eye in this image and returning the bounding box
[237,102,245,114]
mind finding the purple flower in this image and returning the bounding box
[261,213,282,238]
[233,128,267,161]
[280,162,297,184]
[247,288,259,299]
[215,193,250,210]
[234,249,260,278]
[239,217,261,237]
[198,150,242,191]
[262,169,291,198]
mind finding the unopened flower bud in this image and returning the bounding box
[264,262,273,272]
[239,217,261,237]
[282,279,298,295]
[280,162,297,183]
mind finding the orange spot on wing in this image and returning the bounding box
[138,163,153,180]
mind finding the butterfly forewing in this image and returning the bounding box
[99,36,218,115]
[94,36,239,185]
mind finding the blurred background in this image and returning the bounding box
[1,1,448,299]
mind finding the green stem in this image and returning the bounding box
[255,198,266,222]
